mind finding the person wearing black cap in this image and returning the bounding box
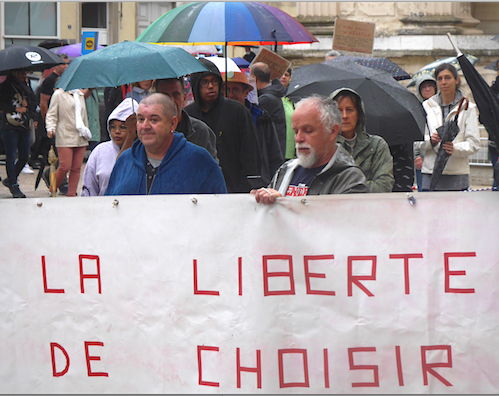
[184,58,263,193]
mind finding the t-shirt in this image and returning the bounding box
[286,164,326,196]
[40,72,60,98]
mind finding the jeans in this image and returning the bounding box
[1,129,30,185]
[489,144,498,188]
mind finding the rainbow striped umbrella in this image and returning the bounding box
[136,2,317,46]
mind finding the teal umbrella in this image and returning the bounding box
[55,41,208,91]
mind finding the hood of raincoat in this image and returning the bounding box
[190,57,224,110]
[107,98,139,140]
[329,87,366,135]
[414,74,437,102]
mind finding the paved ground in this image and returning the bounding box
[0,162,86,199]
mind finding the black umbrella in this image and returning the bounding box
[430,97,468,191]
[326,56,411,81]
[37,39,69,50]
[0,45,65,75]
[456,54,499,149]
[286,60,425,146]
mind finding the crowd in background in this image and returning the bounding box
[0,48,496,199]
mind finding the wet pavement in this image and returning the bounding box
[0,161,85,199]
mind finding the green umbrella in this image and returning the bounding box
[55,41,209,91]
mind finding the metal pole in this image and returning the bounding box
[224,42,228,97]
[447,32,462,57]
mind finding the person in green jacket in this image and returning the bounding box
[280,67,296,160]
[330,88,394,193]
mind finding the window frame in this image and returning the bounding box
[1,2,61,48]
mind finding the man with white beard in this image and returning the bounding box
[252,95,368,204]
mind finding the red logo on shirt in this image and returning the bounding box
[286,184,308,197]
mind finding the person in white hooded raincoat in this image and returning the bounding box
[81,98,138,196]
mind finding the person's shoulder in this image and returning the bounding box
[223,97,247,110]
[183,140,215,161]
[115,145,134,165]
[330,149,368,190]
[370,134,390,146]
[41,72,57,88]
[188,114,213,131]
[90,140,116,155]
[334,145,358,168]
[50,88,63,99]
[183,101,199,116]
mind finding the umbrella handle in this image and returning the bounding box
[455,96,469,117]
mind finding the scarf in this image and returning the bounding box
[70,89,91,140]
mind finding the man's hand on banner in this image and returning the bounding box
[251,187,282,204]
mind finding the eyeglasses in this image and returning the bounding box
[109,125,128,132]
[200,79,219,88]
[224,86,243,95]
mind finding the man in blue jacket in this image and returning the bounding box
[105,93,227,196]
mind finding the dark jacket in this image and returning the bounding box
[257,78,287,158]
[489,76,499,149]
[246,100,284,185]
[184,58,263,193]
[270,144,368,195]
[105,132,227,196]
[0,73,37,132]
[177,109,218,162]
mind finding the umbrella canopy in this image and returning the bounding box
[136,2,318,46]
[203,57,241,73]
[158,44,219,56]
[457,54,499,148]
[286,61,426,146]
[407,54,478,87]
[0,45,65,75]
[38,39,69,50]
[485,59,499,71]
[326,56,411,81]
[55,41,209,91]
[232,57,251,69]
[50,42,105,59]
[430,97,469,191]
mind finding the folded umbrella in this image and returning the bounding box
[430,97,468,191]
[457,54,499,149]
[445,32,499,149]
[287,60,425,146]
[34,158,47,190]
[48,145,58,197]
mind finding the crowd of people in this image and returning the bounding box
[0,48,495,200]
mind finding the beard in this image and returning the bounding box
[296,143,318,169]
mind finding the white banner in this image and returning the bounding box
[1,192,498,393]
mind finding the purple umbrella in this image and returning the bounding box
[50,43,105,59]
